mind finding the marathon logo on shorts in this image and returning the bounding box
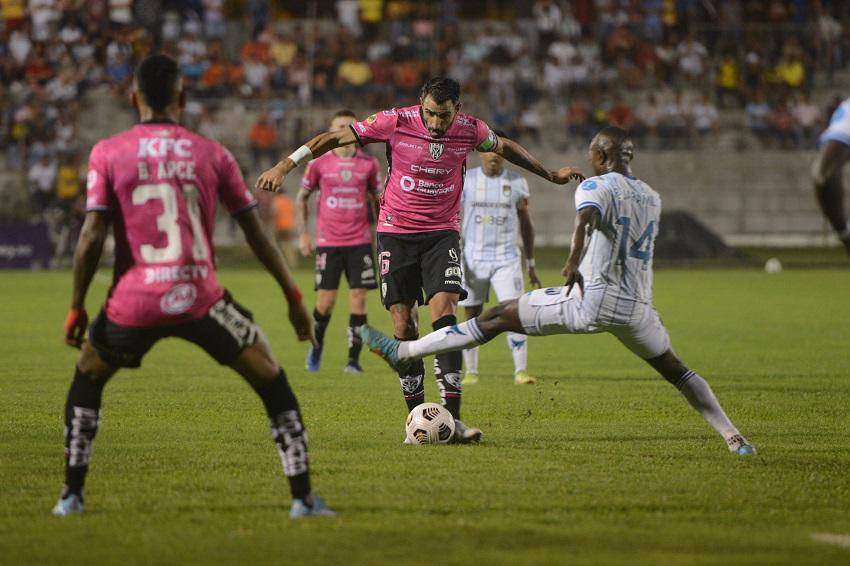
[160,283,197,315]
[429,142,444,160]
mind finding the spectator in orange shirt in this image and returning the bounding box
[249,111,278,170]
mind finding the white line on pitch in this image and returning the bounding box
[811,533,850,549]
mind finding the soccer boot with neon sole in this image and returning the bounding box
[514,371,537,385]
[290,494,336,519]
[305,345,322,372]
[726,434,757,456]
[452,419,482,443]
[462,372,479,385]
[343,361,363,374]
[357,325,410,372]
[52,493,84,517]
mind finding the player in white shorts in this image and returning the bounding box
[460,142,542,386]
[360,127,756,455]
[811,96,850,257]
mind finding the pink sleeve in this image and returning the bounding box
[217,145,257,215]
[85,142,113,211]
[474,119,500,152]
[368,157,382,194]
[301,160,319,192]
[351,109,398,145]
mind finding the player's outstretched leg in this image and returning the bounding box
[232,338,335,518]
[461,305,482,385]
[53,343,117,517]
[646,350,756,456]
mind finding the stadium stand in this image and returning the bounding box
[2,0,850,262]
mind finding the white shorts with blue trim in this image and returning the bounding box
[517,286,671,360]
[460,259,524,307]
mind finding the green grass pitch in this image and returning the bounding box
[1,266,849,565]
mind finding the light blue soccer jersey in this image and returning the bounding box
[574,172,662,323]
[461,167,530,263]
[819,97,850,147]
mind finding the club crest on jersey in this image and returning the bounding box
[340,169,352,182]
[429,142,444,160]
[366,114,377,124]
[502,185,511,196]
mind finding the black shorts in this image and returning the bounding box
[376,230,467,308]
[88,291,259,368]
[315,243,377,291]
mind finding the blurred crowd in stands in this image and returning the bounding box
[2,0,850,262]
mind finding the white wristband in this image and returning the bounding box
[527,258,536,268]
[287,145,313,167]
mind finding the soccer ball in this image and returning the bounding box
[405,403,455,445]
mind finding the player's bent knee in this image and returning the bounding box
[232,341,280,386]
[77,342,116,382]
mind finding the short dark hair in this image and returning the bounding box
[420,77,461,105]
[592,126,634,164]
[332,109,357,119]
[135,54,181,113]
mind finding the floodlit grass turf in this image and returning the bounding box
[1,267,849,565]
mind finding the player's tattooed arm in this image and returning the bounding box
[517,197,542,289]
[236,207,316,345]
[562,207,600,294]
[255,127,359,192]
[66,211,109,347]
[295,188,314,257]
[495,137,584,185]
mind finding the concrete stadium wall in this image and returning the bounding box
[464,149,839,247]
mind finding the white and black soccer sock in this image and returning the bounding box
[431,315,464,419]
[256,369,311,500]
[399,318,490,360]
[397,334,426,412]
[62,367,105,500]
[312,309,331,352]
[347,313,367,364]
[671,369,742,447]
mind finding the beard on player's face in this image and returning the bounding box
[421,96,459,138]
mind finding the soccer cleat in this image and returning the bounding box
[726,434,757,456]
[305,346,322,372]
[357,325,410,372]
[462,372,479,385]
[343,361,363,374]
[289,494,336,519]
[452,419,482,444]
[514,371,536,385]
[52,493,84,517]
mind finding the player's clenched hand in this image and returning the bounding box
[64,307,88,348]
[255,161,289,192]
[299,233,314,257]
[551,167,585,185]
[562,264,584,296]
[288,301,317,347]
[528,266,542,289]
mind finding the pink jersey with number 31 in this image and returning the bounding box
[86,123,256,328]
[350,105,498,234]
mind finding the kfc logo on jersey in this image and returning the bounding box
[160,283,197,315]
[429,142,444,160]
[137,137,192,158]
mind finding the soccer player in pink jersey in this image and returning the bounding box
[257,77,583,443]
[297,110,382,375]
[54,55,334,519]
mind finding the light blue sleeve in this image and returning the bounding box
[574,177,609,215]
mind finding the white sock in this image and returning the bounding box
[463,347,479,374]
[675,370,741,444]
[399,319,487,360]
[508,332,527,373]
